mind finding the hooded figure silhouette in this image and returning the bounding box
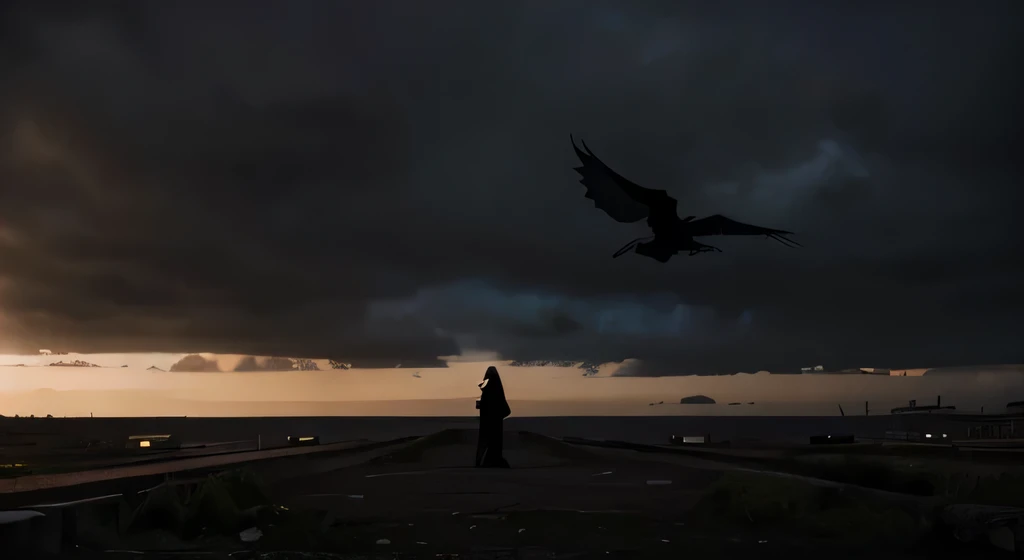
[475,366,511,468]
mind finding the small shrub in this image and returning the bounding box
[791,455,938,496]
[216,468,271,510]
[183,475,244,537]
[691,472,924,543]
[127,484,187,534]
[956,472,1024,507]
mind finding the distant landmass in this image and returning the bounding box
[169,354,221,372]
[48,360,99,368]
[146,366,165,372]
[293,359,320,371]
[769,367,901,376]
[509,360,578,368]
[346,358,448,369]
[923,364,1024,376]
[679,395,716,405]
[766,365,1024,377]
[234,356,295,372]
[328,360,351,370]
[167,354,322,372]
[507,360,601,376]
[775,365,1023,376]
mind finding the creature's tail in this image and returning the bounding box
[687,239,723,256]
[612,236,654,258]
[768,233,803,248]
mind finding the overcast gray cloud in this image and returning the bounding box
[0,1,1021,373]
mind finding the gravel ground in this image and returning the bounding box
[16,429,1012,559]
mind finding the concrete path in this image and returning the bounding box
[273,430,720,521]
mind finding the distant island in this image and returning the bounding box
[48,360,100,368]
[146,366,165,372]
[679,395,716,405]
[328,360,351,370]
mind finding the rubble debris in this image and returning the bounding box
[239,527,263,542]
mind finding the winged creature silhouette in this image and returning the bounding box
[570,135,802,263]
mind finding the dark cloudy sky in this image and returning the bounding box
[1,1,1021,374]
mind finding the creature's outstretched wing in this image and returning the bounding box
[687,214,802,247]
[570,135,678,224]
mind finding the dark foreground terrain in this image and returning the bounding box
[4,426,1021,559]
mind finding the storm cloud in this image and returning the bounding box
[1,1,1021,373]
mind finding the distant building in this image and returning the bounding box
[126,434,179,450]
[939,410,1023,442]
